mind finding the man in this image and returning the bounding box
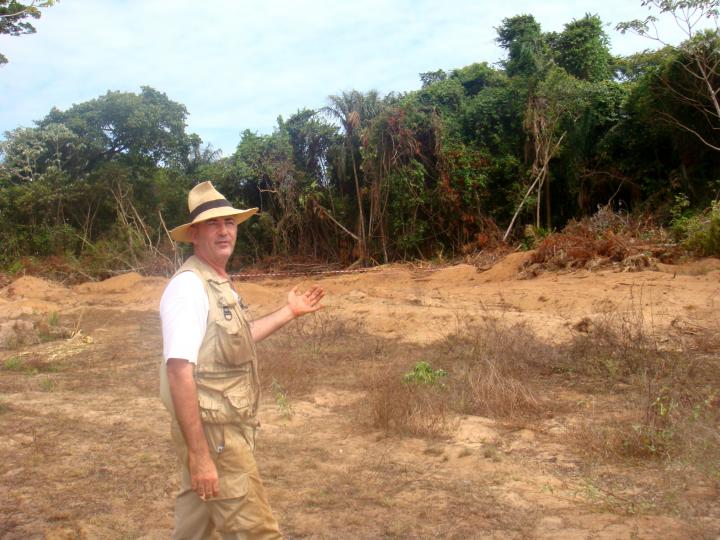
[160,181,324,539]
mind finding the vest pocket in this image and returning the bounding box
[225,380,254,421]
[197,390,225,424]
[214,317,254,367]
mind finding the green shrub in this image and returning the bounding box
[672,200,720,256]
[403,361,448,385]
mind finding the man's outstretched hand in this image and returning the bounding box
[287,285,325,317]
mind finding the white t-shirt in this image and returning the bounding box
[160,271,242,364]
[160,272,208,364]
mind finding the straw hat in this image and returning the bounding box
[170,181,258,243]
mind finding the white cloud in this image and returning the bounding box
[0,0,713,155]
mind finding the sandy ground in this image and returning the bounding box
[0,253,718,539]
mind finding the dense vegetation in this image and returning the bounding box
[1,1,719,276]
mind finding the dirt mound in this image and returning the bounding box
[427,263,480,283]
[72,274,167,309]
[657,257,720,276]
[74,272,145,294]
[0,276,72,303]
[0,319,37,348]
[0,299,62,318]
[114,277,167,308]
[478,251,534,282]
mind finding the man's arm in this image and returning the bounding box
[250,284,324,342]
[166,358,219,499]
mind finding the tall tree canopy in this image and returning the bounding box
[0,0,55,65]
[2,5,720,270]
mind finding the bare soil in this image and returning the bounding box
[1,254,719,539]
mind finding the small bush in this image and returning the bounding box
[366,365,454,438]
[674,201,720,256]
[403,361,447,385]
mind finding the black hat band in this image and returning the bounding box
[189,199,232,221]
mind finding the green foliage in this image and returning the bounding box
[496,14,550,77]
[521,225,552,250]
[617,1,720,155]
[449,62,504,97]
[414,77,466,116]
[1,9,719,271]
[551,14,613,82]
[419,69,447,88]
[39,86,191,168]
[673,200,720,255]
[0,223,78,265]
[0,0,55,65]
[387,163,431,257]
[403,361,448,386]
[271,378,293,419]
[460,79,521,154]
[2,355,36,374]
[3,356,23,370]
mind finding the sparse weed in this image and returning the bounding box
[3,356,24,371]
[567,305,720,467]
[260,311,362,395]
[47,312,60,327]
[578,479,645,515]
[39,376,54,392]
[363,318,553,435]
[2,355,60,375]
[0,401,8,414]
[271,378,293,419]
[289,310,352,356]
[482,444,501,462]
[3,355,38,374]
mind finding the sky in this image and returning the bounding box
[0,0,703,156]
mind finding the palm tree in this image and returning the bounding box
[322,90,383,264]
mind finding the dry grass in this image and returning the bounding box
[359,317,559,437]
[258,311,363,397]
[440,317,556,418]
[565,309,720,467]
[365,364,455,438]
[257,297,720,478]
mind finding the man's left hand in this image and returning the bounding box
[288,285,325,317]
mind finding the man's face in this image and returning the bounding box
[191,216,238,266]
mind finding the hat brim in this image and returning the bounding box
[170,207,258,243]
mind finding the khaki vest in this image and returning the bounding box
[160,255,261,428]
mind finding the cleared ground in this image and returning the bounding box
[1,254,719,539]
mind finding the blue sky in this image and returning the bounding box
[0,0,702,156]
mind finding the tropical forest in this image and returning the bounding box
[1,1,718,278]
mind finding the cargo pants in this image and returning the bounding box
[171,421,282,540]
